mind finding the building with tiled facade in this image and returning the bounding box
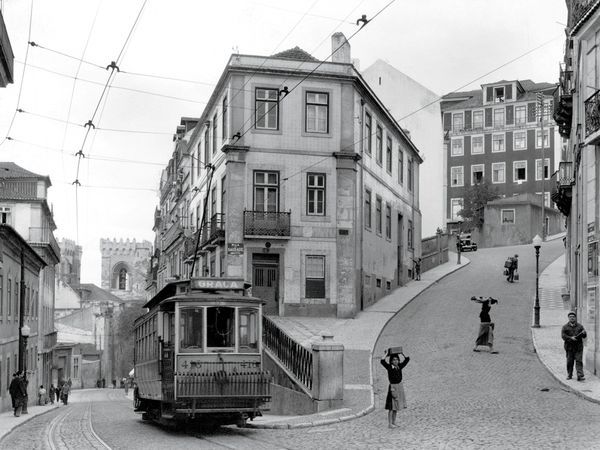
[148,33,423,318]
[441,80,558,237]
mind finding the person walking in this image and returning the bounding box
[60,382,71,405]
[472,296,499,353]
[38,385,46,405]
[412,258,422,281]
[9,371,27,417]
[562,311,587,381]
[506,254,518,283]
[380,349,410,429]
[55,382,61,403]
[48,384,56,404]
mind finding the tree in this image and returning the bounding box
[458,178,501,229]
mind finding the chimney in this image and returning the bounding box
[331,32,351,64]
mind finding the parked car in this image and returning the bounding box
[458,233,477,252]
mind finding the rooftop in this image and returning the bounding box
[271,46,319,62]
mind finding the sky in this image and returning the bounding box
[0,0,568,285]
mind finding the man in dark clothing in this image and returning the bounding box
[562,311,587,381]
[507,254,518,282]
[9,371,27,417]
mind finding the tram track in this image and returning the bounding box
[190,426,294,450]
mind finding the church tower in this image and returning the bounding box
[100,238,152,301]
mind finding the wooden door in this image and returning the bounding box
[253,256,279,315]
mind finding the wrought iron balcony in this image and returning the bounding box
[201,213,225,248]
[558,161,574,188]
[585,89,600,138]
[244,210,291,238]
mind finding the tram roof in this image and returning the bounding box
[143,277,256,309]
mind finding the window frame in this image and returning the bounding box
[253,170,280,212]
[305,91,329,134]
[386,136,393,174]
[451,166,464,187]
[514,130,527,151]
[452,113,464,132]
[493,108,505,128]
[471,134,484,154]
[471,164,485,185]
[536,129,550,149]
[492,133,505,153]
[364,189,372,230]
[385,203,392,240]
[255,87,279,130]
[376,124,383,165]
[535,158,551,181]
[305,255,326,299]
[375,195,383,235]
[501,209,515,224]
[365,112,372,155]
[513,160,528,182]
[398,148,404,184]
[472,110,484,130]
[451,137,464,156]
[450,198,463,220]
[491,162,506,184]
[222,96,228,142]
[306,173,326,216]
[515,105,526,125]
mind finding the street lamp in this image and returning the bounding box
[532,234,542,328]
[20,324,30,414]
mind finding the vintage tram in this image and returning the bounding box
[133,277,271,427]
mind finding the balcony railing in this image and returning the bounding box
[263,315,312,390]
[28,227,60,260]
[205,213,225,245]
[585,89,600,137]
[244,210,291,237]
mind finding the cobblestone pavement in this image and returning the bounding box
[5,241,600,449]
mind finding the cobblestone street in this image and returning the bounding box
[4,241,600,449]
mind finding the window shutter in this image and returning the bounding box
[484,108,492,127]
[506,131,513,152]
[306,279,325,298]
[505,84,513,100]
[527,129,535,150]
[527,102,536,122]
[484,134,491,152]
[443,112,452,131]
[486,86,493,103]
[464,135,471,154]
[464,110,472,130]
[506,105,514,125]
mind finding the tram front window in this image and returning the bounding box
[207,307,235,351]
[180,308,204,353]
[239,308,258,353]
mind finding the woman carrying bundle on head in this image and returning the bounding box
[380,348,410,429]
[471,296,499,354]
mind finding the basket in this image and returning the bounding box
[514,272,519,281]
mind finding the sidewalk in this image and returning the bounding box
[0,402,59,442]
[250,251,471,429]
[532,253,600,404]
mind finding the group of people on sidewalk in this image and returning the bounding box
[8,376,72,417]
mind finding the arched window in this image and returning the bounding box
[118,269,127,290]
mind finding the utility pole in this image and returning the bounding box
[538,92,546,240]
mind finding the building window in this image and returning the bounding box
[471,135,484,154]
[407,158,413,191]
[211,186,217,218]
[492,162,505,184]
[471,164,484,184]
[376,278,382,288]
[305,255,325,298]
[514,131,527,150]
[204,128,210,167]
[408,220,414,249]
[493,108,505,127]
[7,278,10,317]
[535,158,551,180]
[452,113,463,132]
[376,196,382,235]
[255,88,278,130]
[501,209,515,224]
[451,166,464,187]
[515,106,526,125]
[536,129,549,148]
[513,161,527,182]
[472,111,483,129]
[118,269,127,290]
[451,198,463,220]
[306,92,329,133]
[365,112,372,155]
[398,148,404,184]
[212,114,218,154]
[492,133,505,152]
[376,125,383,164]
[0,207,11,225]
[254,171,279,212]
[386,137,393,173]
[451,138,463,156]
[73,357,79,379]
[364,189,372,229]
[307,173,326,215]
[222,96,228,142]
[385,203,392,239]
[494,86,505,103]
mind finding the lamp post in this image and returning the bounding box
[532,234,542,328]
[20,324,30,414]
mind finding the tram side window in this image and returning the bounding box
[238,308,258,353]
[207,307,235,350]
[180,308,204,353]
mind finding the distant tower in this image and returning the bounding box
[100,238,152,301]
[58,238,83,286]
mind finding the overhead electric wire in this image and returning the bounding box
[0,0,34,148]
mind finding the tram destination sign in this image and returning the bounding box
[191,278,244,290]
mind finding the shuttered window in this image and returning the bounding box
[305,256,325,298]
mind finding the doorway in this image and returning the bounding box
[252,253,279,315]
[397,213,404,286]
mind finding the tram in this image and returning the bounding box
[133,277,271,428]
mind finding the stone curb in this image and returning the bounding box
[248,256,471,429]
[0,404,60,444]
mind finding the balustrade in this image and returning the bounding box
[585,89,600,137]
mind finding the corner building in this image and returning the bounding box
[156,34,423,318]
[441,80,558,232]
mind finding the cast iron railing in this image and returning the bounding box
[262,315,312,390]
[585,89,600,137]
[244,210,291,237]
